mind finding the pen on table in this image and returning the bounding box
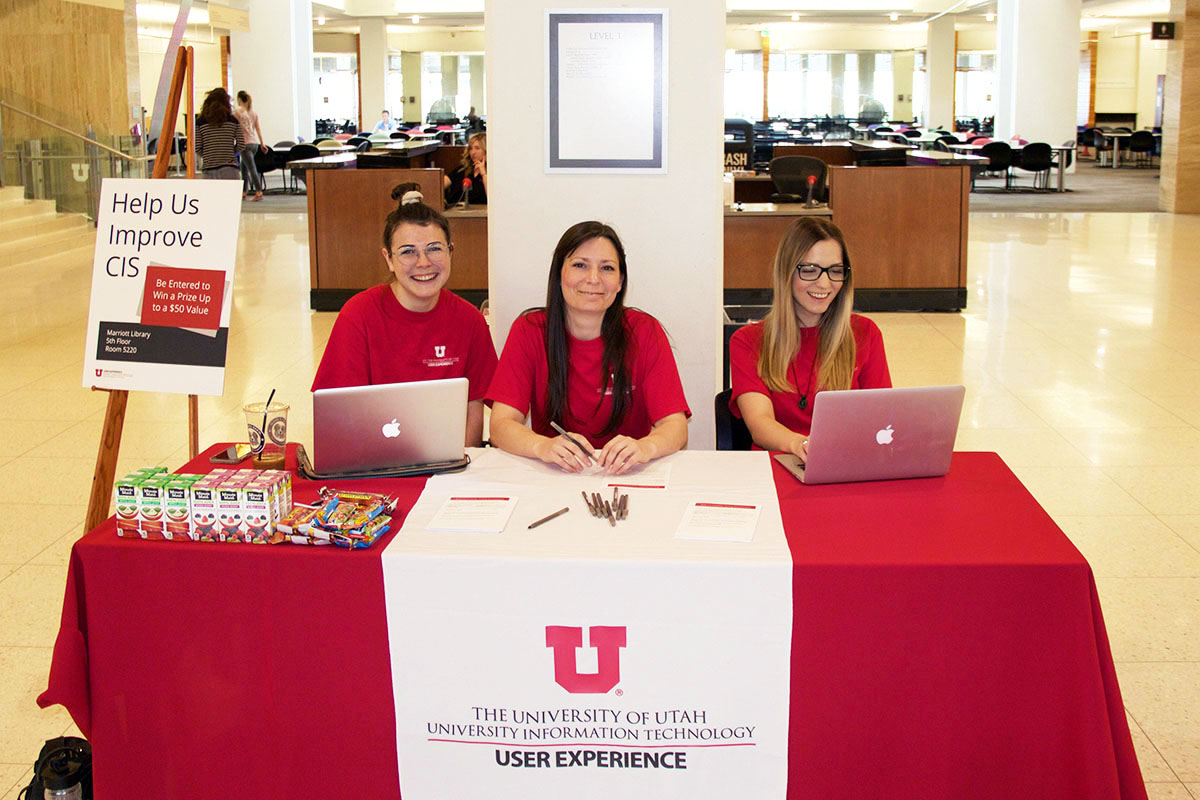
[528,507,570,529]
[549,421,595,464]
[581,491,595,515]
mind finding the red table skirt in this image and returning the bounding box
[39,446,1145,800]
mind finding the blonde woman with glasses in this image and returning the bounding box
[729,217,891,462]
[312,183,497,445]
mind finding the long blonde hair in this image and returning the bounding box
[758,217,857,394]
[461,132,486,173]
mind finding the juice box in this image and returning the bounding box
[114,473,144,538]
[188,477,222,542]
[240,483,274,544]
[137,476,172,540]
[216,481,247,542]
[163,480,193,541]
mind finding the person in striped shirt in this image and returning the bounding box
[196,87,243,180]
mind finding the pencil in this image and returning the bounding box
[528,507,570,529]
[549,421,596,463]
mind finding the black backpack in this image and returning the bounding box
[18,736,92,799]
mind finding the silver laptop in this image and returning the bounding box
[311,378,468,474]
[775,385,965,484]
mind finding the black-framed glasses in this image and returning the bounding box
[795,263,849,282]
[390,242,452,265]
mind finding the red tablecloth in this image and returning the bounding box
[39,447,1145,800]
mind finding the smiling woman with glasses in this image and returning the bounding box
[311,182,498,446]
[728,216,891,463]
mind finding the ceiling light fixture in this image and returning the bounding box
[791,12,800,21]
[317,15,326,25]
[411,14,420,24]
[889,11,899,21]
[985,11,995,21]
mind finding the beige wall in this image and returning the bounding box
[138,35,224,134]
[0,0,130,137]
[1137,35,1168,127]
[1095,29,1138,112]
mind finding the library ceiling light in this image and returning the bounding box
[317,15,326,25]
[411,15,421,24]
[889,11,899,21]
[985,11,994,21]
[791,12,800,20]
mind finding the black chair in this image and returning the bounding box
[714,389,753,451]
[283,143,319,192]
[933,139,952,153]
[1113,126,1133,134]
[978,141,1014,190]
[273,140,295,149]
[1127,131,1156,166]
[354,140,371,152]
[901,129,922,139]
[768,156,827,203]
[1090,129,1113,166]
[252,146,283,192]
[1014,142,1053,190]
[390,131,411,140]
[346,136,368,147]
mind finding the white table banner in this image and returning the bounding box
[382,449,793,799]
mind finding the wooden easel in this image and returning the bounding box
[85,46,201,533]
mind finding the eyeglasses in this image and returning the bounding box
[390,242,451,265]
[795,263,849,282]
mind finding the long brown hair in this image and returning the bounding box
[758,217,856,393]
[199,87,232,126]
[535,221,631,437]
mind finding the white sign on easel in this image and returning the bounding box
[82,178,242,396]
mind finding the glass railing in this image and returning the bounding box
[1,90,153,222]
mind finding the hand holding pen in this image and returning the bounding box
[533,421,595,473]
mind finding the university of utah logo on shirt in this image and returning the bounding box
[422,344,459,368]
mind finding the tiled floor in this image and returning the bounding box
[1,209,1199,798]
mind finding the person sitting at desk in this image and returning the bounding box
[487,221,690,474]
[312,183,497,446]
[373,110,396,134]
[729,217,891,462]
[443,133,488,206]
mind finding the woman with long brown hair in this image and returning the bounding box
[443,132,487,206]
[487,221,689,474]
[730,217,891,462]
[195,87,243,181]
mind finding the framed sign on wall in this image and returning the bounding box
[545,9,668,173]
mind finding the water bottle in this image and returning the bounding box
[40,749,84,800]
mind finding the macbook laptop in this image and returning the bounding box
[775,385,965,485]
[305,378,469,477]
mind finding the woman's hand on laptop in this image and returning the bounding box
[789,433,810,464]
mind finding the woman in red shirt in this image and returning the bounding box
[488,221,690,474]
[730,217,891,462]
[312,183,497,445]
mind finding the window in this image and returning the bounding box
[724,50,763,120]
[955,51,997,122]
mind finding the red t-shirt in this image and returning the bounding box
[311,285,497,400]
[486,309,692,448]
[729,314,891,437]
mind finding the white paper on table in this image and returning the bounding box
[425,495,517,533]
[601,460,672,490]
[675,500,761,542]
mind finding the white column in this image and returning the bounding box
[441,55,460,111]
[925,15,955,129]
[486,0,725,445]
[469,55,485,116]
[830,53,845,117]
[893,52,915,122]
[996,0,1080,145]
[359,18,388,127]
[401,51,423,125]
[230,0,313,143]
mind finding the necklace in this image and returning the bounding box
[789,337,817,411]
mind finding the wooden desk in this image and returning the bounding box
[355,140,441,169]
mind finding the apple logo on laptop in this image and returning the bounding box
[382,419,401,439]
[876,424,894,445]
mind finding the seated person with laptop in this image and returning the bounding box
[312,183,497,446]
[729,217,891,463]
[487,221,690,475]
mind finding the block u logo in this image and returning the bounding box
[545,625,627,694]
